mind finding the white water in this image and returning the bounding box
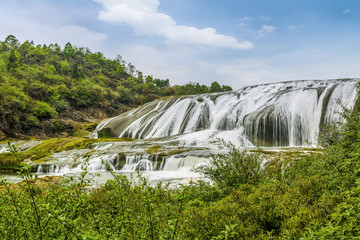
[93,79,358,147]
[161,155,208,171]
[34,150,207,187]
[36,152,207,174]
[122,155,155,171]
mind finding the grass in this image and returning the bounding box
[71,122,99,137]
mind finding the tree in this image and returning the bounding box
[222,85,232,92]
[33,101,57,120]
[0,59,6,73]
[60,61,71,75]
[4,35,19,48]
[63,42,75,58]
[210,81,222,93]
[18,40,32,57]
[7,50,20,71]
[154,78,169,88]
[71,63,82,79]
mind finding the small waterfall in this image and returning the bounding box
[36,153,122,174]
[161,156,207,171]
[36,164,43,174]
[92,79,359,147]
[122,155,158,171]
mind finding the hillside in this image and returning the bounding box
[0,35,231,139]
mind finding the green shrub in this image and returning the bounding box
[51,119,65,132]
[193,140,264,190]
[52,97,70,112]
[33,101,57,120]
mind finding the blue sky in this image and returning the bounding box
[0,0,359,89]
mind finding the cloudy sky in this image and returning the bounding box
[1,0,359,89]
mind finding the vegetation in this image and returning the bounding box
[0,35,232,139]
[1,100,360,239]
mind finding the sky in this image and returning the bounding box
[1,0,360,89]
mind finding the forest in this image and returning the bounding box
[0,35,231,139]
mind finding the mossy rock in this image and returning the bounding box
[146,145,162,154]
[97,128,114,138]
[85,123,98,131]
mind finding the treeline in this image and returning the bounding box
[174,81,232,95]
[0,35,231,138]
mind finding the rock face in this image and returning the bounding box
[92,79,359,147]
[0,106,129,140]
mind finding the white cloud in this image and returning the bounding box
[93,0,253,50]
[258,25,278,36]
[237,16,251,27]
[259,16,271,21]
[239,16,251,22]
[342,9,350,14]
[260,25,278,33]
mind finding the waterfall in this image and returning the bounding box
[160,156,207,171]
[36,153,121,174]
[122,155,156,171]
[93,79,358,147]
[35,153,161,174]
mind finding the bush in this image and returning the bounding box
[33,101,57,120]
[51,119,66,132]
[21,115,40,131]
[193,140,264,190]
[52,97,70,112]
[72,84,98,107]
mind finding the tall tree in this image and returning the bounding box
[210,81,222,93]
[7,50,20,71]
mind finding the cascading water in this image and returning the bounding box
[22,79,359,187]
[36,153,163,174]
[93,79,358,147]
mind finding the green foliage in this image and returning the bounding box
[72,84,98,107]
[0,58,7,73]
[174,81,232,96]
[51,97,70,112]
[51,119,66,132]
[210,81,222,93]
[33,101,57,120]
[63,42,75,58]
[60,60,71,74]
[221,85,232,92]
[7,50,20,71]
[175,82,210,95]
[194,140,264,190]
[97,127,114,138]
